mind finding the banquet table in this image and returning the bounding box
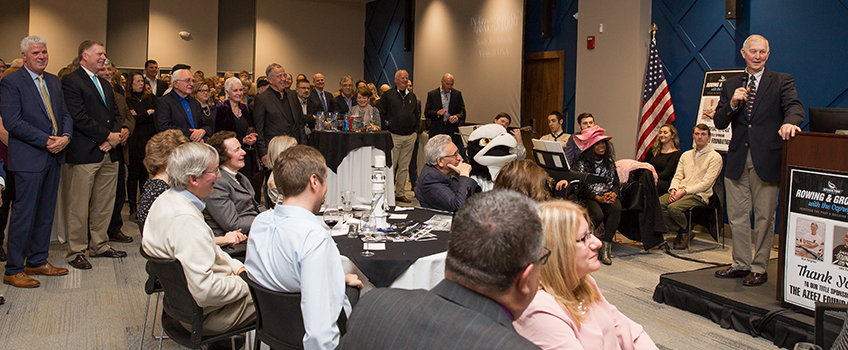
[308,130,396,208]
[331,207,450,293]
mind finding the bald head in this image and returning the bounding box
[313,73,325,91]
[441,73,455,93]
[171,69,195,97]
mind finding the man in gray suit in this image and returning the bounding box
[338,189,545,349]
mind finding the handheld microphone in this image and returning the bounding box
[739,74,749,110]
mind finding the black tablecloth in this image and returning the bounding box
[308,131,394,173]
[333,208,450,288]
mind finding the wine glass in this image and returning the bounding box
[245,126,256,150]
[323,208,341,230]
[360,213,375,257]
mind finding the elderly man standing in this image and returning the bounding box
[424,73,466,153]
[254,63,307,167]
[1,36,70,287]
[156,69,212,142]
[713,34,804,286]
[61,40,126,270]
[143,142,256,335]
[330,76,355,115]
[338,190,545,349]
[309,73,333,114]
[414,135,477,212]
[378,70,420,203]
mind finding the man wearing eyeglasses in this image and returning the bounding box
[155,69,212,142]
[414,135,478,212]
[339,190,545,350]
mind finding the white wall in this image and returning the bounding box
[575,0,651,159]
[29,0,108,72]
[148,0,219,76]
[255,0,365,84]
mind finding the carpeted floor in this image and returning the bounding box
[0,197,780,349]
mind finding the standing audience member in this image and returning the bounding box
[137,130,190,229]
[349,87,381,130]
[142,142,256,335]
[330,76,355,115]
[215,77,258,181]
[713,34,804,286]
[61,40,126,270]
[144,60,168,97]
[1,35,70,287]
[564,112,596,165]
[294,79,318,131]
[643,124,681,195]
[156,69,212,141]
[539,111,570,149]
[125,71,157,217]
[378,70,420,203]
[193,78,216,122]
[514,200,659,350]
[246,145,362,350]
[264,135,297,205]
[254,63,307,167]
[414,135,477,212]
[660,124,722,250]
[572,126,620,266]
[424,73,466,155]
[309,73,333,113]
[367,83,379,106]
[338,190,545,350]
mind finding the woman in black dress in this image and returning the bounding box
[214,77,258,180]
[643,124,681,195]
[124,71,157,216]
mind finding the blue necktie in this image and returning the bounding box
[92,75,107,105]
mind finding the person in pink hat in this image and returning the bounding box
[572,126,620,265]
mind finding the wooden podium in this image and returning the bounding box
[778,132,848,305]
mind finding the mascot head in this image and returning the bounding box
[466,124,517,181]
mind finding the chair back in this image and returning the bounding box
[816,302,848,349]
[139,248,205,345]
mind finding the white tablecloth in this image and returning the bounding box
[324,146,395,208]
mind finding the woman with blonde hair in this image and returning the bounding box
[514,200,658,350]
[265,135,298,205]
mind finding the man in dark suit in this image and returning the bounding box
[61,40,127,270]
[378,70,420,203]
[0,35,71,287]
[308,73,333,114]
[414,135,477,212]
[294,79,318,131]
[338,190,544,349]
[98,61,134,244]
[329,76,354,115]
[156,69,212,142]
[144,60,168,97]
[254,63,309,168]
[424,73,466,154]
[713,34,804,286]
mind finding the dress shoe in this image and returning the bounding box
[92,248,127,258]
[69,255,92,270]
[743,272,768,286]
[672,232,695,250]
[3,273,40,288]
[395,196,411,203]
[108,231,134,243]
[25,262,69,276]
[714,266,750,279]
[0,247,6,261]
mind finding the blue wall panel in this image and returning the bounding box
[364,0,415,89]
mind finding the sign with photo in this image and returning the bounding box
[697,69,745,152]
[783,167,848,311]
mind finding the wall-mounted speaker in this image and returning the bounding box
[404,0,414,51]
[541,0,554,38]
[725,0,743,19]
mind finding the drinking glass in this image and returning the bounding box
[245,126,256,150]
[323,208,341,230]
[360,213,375,257]
[341,190,354,212]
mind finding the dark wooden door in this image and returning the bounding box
[521,51,564,160]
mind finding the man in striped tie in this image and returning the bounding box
[713,34,804,286]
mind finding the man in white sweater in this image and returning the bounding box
[142,142,256,335]
[661,124,723,249]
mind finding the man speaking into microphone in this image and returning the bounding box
[713,34,805,286]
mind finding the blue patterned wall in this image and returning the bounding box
[653,0,848,148]
[364,0,415,88]
[523,0,579,133]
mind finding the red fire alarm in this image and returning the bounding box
[587,36,595,50]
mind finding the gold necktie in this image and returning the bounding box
[37,76,59,136]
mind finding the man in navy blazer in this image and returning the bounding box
[329,76,354,115]
[156,69,212,142]
[424,73,467,154]
[713,34,804,286]
[0,36,72,287]
[61,40,127,270]
[338,190,544,349]
[308,73,333,114]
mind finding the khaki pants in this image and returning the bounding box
[659,193,706,233]
[65,154,119,260]
[391,133,417,197]
[183,295,256,336]
[726,151,779,274]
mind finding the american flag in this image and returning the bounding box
[636,38,676,161]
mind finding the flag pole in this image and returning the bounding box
[650,23,657,42]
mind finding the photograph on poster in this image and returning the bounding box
[833,226,848,267]
[795,219,826,261]
[699,97,718,121]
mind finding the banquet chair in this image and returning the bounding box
[138,246,167,350]
[240,272,348,350]
[815,302,848,349]
[685,164,726,253]
[140,249,256,349]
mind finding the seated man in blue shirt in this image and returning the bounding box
[414,135,478,212]
[245,145,362,350]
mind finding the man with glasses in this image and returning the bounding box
[156,69,212,142]
[339,189,545,349]
[414,135,477,212]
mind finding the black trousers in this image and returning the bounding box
[0,165,16,245]
[126,154,148,211]
[584,198,622,242]
[107,157,126,236]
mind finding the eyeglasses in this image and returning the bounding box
[197,88,210,93]
[204,168,220,176]
[443,150,461,159]
[538,247,551,265]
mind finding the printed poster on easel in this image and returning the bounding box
[783,167,848,312]
[697,69,745,152]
